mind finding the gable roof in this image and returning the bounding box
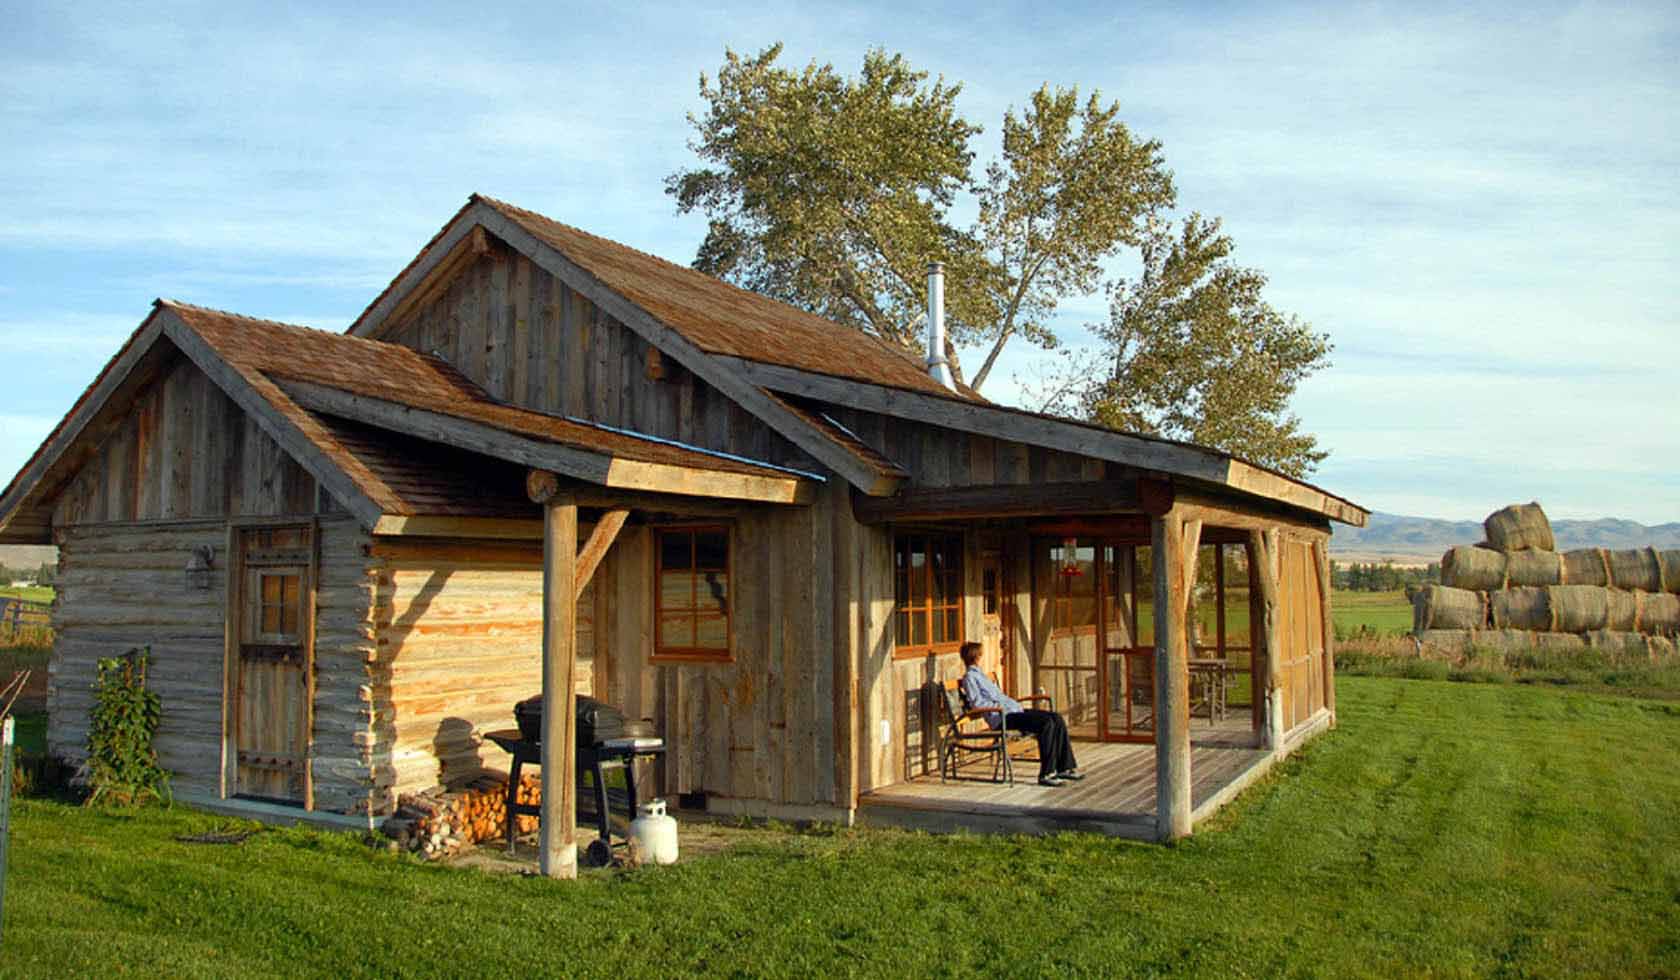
[347,195,1365,526]
[0,302,819,543]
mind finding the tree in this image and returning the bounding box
[1072,214,1332,476]
[667,45,1175,390]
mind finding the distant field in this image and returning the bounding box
[1332,589,1412,636]
[0,585,54,604]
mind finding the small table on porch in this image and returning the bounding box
[482,729,666,863]
[1187,659,1231,722]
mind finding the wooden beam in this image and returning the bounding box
[1174,490,1334,537]
[527,469,561,505]
[380,227,493,336]
[1153,508,1194,842]
[370,516,543,540]
[280,380,812,505]
[574,508,628,600]
[540,495,579,879]
[1313,538,1337,724]
[464,204,903,496]
[1249,528,1284,750]
[722,356,1369,526]
[850,479,1141,525]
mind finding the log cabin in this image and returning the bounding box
[0,195,1366,875]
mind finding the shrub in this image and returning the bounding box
[82,648,170,807]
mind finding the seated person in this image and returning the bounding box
[956,642,1082,787]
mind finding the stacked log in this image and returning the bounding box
[1416,503,1680,657]
[381,771,541,860]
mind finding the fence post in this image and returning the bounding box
[1,714,13,947]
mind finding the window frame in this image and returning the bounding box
[651,524,734,664]
[892,531,966,660]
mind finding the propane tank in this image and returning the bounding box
[629,800,679,866]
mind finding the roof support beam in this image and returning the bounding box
[851,479,1141,525]
[280,380,812,505]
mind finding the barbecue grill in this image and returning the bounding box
[487,694,666,865]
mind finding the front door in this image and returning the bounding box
[231,524,314,804]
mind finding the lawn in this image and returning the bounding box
[0,585,53,604]
[4,677,1678,977]
[1332,589,1412,635]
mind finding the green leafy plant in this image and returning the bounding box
[82,647,170,807]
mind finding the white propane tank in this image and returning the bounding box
[630,800,679,866]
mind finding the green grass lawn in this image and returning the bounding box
[1333,589,1413,635]
[4,677,1678,977]
[0,585,53,604]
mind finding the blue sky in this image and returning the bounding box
[3,1,1676,522]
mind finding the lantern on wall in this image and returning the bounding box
[185,545,215,591]
[1059,537,1083,577]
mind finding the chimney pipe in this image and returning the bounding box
[925,261,955,390]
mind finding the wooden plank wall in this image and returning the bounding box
[311,519,381,814]
[1277,533,1328,735]
[825,407,1103,490]
[50,356,326,530]
[379,247,815,472]
[363,536,596,812]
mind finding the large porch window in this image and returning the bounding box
[893,533,963,658]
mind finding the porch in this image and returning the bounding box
[858,714,1280,839]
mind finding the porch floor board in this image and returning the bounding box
[858,715,1267,839]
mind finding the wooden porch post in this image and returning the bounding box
[1152,510,1196,842]
[1249,528,1284,751]
[1313,538,1337,725]
[540,493,578,879]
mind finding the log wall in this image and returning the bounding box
[363,537,596,812]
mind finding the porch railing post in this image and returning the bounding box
[1153,509,1195,842]
[540,494,579,879]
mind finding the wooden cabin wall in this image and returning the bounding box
[50,356,327,530]
[311,520,382,814]
[1276,532,1328,735]
[48,520,230,797]
[378,247,817,473]
[363,536,597,812]
[824,407,1104,490]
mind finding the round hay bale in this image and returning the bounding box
[1470,629,1535,652]
[1415,585,1487,631]
[1607,589,1641,632]
[1548,585,1609,633]
[1505,550,1562,588]
[1607,548,1663,592]
[1650,635,1677,659]
[1492,587,1550,631]
[1441,546,1506,591]
[1532,631,1587,652]
[1483,502,1555,552]
[1585,630,1649,656]
[1415,629,1472,653]
[1561,548,1610,586]
[1658,550,1680,594]
[1642,592,1680,635]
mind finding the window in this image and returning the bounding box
[894,533,963,657]
[981,565,1000,617]
[258,573,301,638]
[654,526,731,661]
[1048,538,1097,636]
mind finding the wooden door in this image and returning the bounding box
[231,525,315,804]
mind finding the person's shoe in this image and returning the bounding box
[1037,775,1064,787]
[1058,769,1086,781]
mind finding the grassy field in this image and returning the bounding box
[1332,589,1412,636]
[4,676,1677,977]
[0,585,53,604]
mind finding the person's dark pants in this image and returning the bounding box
[1005,709,1079,779]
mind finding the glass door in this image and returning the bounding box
[1100,544,1155,743]
[1038,538,1100,739]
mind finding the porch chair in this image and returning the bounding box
[980,673,1055,766]
[938,682,1014,785]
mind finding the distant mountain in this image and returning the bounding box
[1331,513,1680,562]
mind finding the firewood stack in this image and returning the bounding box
[381,772,541,860]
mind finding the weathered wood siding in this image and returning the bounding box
[1276,533,1328,734]
[825,406,1103,490]
[378,246,817,472]
[50,355,329,529]
[364,537,596,811]
[48,517,373,812]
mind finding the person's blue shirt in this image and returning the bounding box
[959,665,1022,729]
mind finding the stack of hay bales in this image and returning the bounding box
[1413,502,1680,658]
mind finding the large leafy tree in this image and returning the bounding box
[667,45,1174,389]
[1077,215,1333,476]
